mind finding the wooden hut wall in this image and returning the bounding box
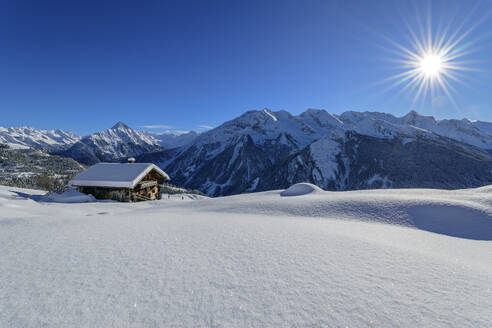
[142,170,165,184]
[78,187,130,202]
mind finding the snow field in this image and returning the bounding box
[0,184,491,327]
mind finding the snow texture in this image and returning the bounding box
[0,184,491,327]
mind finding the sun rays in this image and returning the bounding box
[378,2,490,108]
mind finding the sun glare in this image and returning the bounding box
[377,4,487,107]
[420,54,442,77]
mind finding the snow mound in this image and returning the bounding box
[39,189,96,203]
[280,183,323,196]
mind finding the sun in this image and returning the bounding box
[420,54,442,77]
[376,3,486,107]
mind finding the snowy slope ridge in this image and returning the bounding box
[339,109,492,149]
[0,184,491,327]
[0,126,81,151]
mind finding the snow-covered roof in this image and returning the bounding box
[69,163,170,188]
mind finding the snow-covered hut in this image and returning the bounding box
[69,161,170,202]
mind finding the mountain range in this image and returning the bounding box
[0,126,81,151]
[0,122,199,165]
[2,108,492,196]
[137,109,492,195]
[54,122,164,164]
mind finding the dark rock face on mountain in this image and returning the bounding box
[256,131,492,193]
[139,109,492,196]
[162,134,294,196]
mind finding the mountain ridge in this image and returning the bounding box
[0,126,81,151]
[3,108,492,196]
[55,123,164,164]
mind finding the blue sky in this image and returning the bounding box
[1,0,492,135]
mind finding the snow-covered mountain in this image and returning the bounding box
[0,126,81,151]
[57,122,164,164]
[339,110,492,149]
[6,109,491,195]
[138,108,492,196]
[138,109,324,195]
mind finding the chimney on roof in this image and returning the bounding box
[128,157,136,164]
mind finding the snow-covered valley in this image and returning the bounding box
[1,184,491,327]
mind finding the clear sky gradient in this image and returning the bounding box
[2,0,492,135]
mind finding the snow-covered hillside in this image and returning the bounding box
[0,126,80,151]
[0,184,491,327]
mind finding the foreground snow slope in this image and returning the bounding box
[0,185,491,327]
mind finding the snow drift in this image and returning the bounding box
[38,189,97,203]
[187,187,492,240]
[280,182,323,196]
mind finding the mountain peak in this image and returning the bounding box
[111,122,131,130]
[404,110,421,118]
[304,108,325,114]
[402,110,436,125]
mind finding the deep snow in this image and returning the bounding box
[0,184,491,327]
